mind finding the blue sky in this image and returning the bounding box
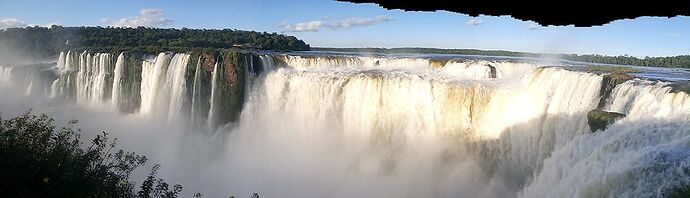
[1,0,689,57]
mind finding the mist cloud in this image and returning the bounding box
[280,15,394,32]
[102,8,174,28]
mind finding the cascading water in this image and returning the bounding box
[140,53,173,116]
[139,53,191,120]
[164,54,191,121]
[75,53,114,106]
[521,80,690,197]
[276,54,538,80]
[111,52,126,108]
[259,55,276,72]
[49,51,194,121]
[2,51,689,197]
[0,66,13,85]
[190,56,208,128]
[207,62,220,129]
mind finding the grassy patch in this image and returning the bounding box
[587,65,641,73]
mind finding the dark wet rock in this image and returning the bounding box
[668,81,690,94]
[487,64,497,78]
[430,59,448,68]
[598,72,634,108]
[587,109,626,132]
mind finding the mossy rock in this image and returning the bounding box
[587,109,626,132]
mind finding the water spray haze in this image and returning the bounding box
[0,51,689,198]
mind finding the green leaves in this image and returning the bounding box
[0,111,178,198]
[0,26,311,63]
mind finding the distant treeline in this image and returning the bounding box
[314,47,690,68]
[0,26,310,62]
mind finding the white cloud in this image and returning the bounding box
[0,18,27,29]
[466,18,484,26]
[102,8,173,28]
[328,16,394,29]
[280,15,394,32]
[527,24,541,30]
[0,18,57,29]
[280,20,324,32]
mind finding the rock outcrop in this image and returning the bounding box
[669,81,690,94]
[597,72,634,108]
[587,109,626,132]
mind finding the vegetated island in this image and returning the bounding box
[313,47,690,68]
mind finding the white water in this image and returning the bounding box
[521,80,690,197]
[207,62,220,129]
[277,55,537,80]
[139,53,191,121]
[190,56,205,127]
[111,52,126,108]
[140,53,172,116]
[0,66,13,85]
[2,52,689,198]
[213,66,605,197]
[260,55,276,72]
[75,52,113,106]
[164,54,191,121]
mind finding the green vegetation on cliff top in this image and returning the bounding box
[0,26,310,62]
[586,65,642,73]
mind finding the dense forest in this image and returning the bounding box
[314,47,690,68]
[0,26,310,62]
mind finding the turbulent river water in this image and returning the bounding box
[1,51,689,198]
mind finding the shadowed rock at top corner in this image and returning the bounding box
[338,0,690,27]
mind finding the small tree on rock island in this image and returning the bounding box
[0,111,182,198]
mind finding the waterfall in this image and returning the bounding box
[111,52,126,108]
[0,66,13,85]
[75,53,113,106]
[521,80,690,197]
[237,66,603,188]
[260,55,276,72]
[207,62,220,129]
[45,51,192,119]
[138,53,191,120]
[23,73,33,96]
[140,53,173,115]
[51,51,78,98]
[276,54,537,79]
[4,50,689,197]
[190,56,205,127]
[164,54,191,121]
[57,52,65,68]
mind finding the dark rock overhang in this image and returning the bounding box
[337,0,690,27]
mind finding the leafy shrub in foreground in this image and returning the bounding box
[0,111,181,198]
